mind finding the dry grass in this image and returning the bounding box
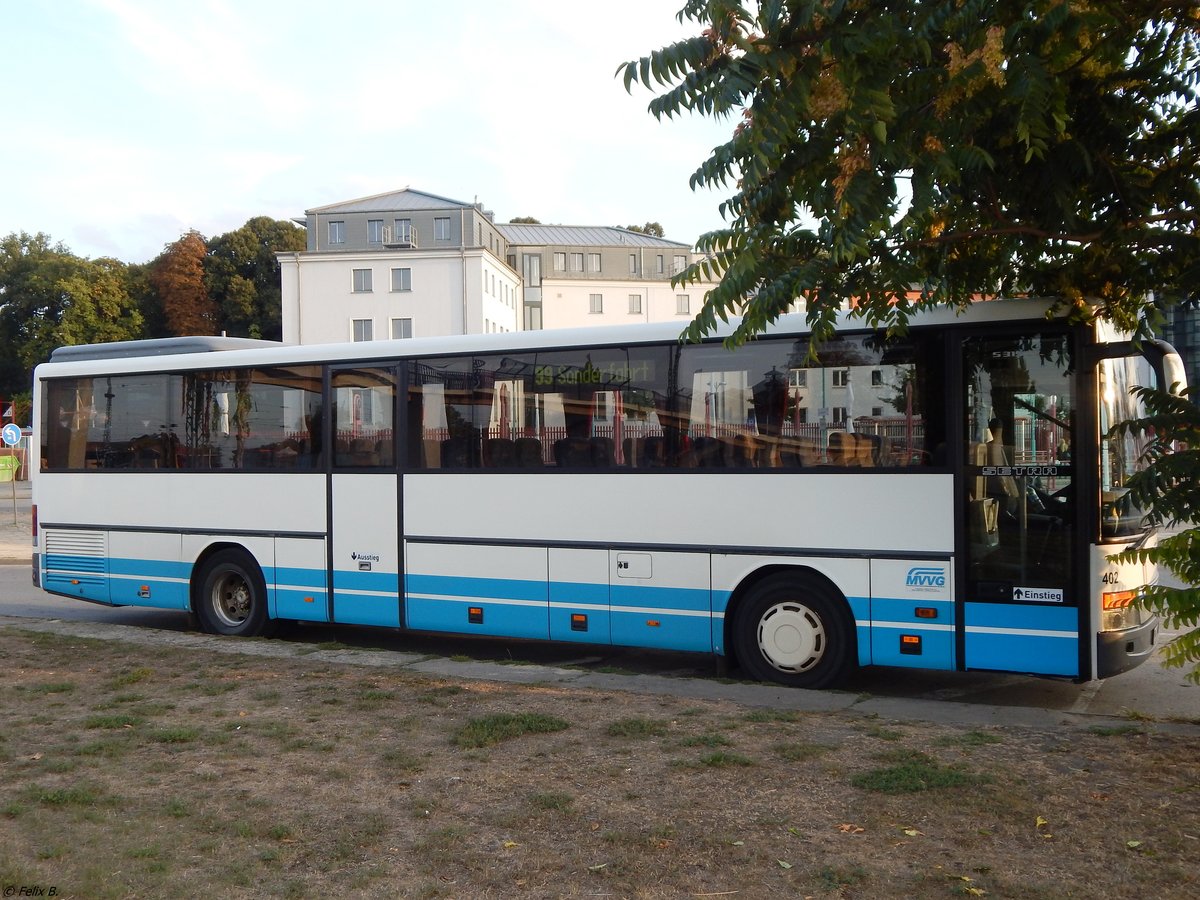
[1,626,1197,898]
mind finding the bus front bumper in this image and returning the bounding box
[1097,615,1158,678]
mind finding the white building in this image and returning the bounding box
[278,189,521,344]
[278,188,717,344]
[496,223,716,331]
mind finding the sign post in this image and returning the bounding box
[1,423,22,524]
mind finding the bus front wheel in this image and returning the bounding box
[732,574,854,689]
[195,550,274,638]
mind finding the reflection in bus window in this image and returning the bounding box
[405,334,944,470]
[40,367,324,471]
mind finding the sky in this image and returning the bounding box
[1,0,738,264]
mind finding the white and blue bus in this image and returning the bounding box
[31,299,1184,688]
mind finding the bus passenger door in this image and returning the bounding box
[329,366,401,627]
[960,333,1080,676]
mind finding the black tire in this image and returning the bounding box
[731,573,855,689]
[194,549,274,637]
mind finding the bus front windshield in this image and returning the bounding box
[1097,355,1158,540]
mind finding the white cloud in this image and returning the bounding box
[2,0,738,260]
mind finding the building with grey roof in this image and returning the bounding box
[278,188,715,344]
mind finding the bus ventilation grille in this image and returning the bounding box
[43,530,107,573]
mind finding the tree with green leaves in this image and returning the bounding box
[0,233,143,407]
[621,1,1199,346]
[205,217,306,341]
[621,2,1200,679]
[0,232,79,399]
[1113,386,1200,682]
[49,256,144,352]
[626,222,666,237]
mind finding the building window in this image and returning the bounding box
[628,293,642,314]
[589,293,603,314]
[329,221,345,245]
[790,369,808,388]
[352,269,373,293]
[656,254,665,274]
[871,369,883,386]
[391,318,413,339]
[832,369,849,387]
[394,218,412,243]
[435,217,451,241]
[832,407,848,424]
[390,268,411,292]
[673,254,687,274]
[570,252,584,272]
[367,219,384,244]
[629,253,638,274]
[676,294,690,314]
[553,252,566,271]
[588,253,601,273]
[352,319,373,342]
[872,406,884,417]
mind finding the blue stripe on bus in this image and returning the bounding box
[276,566,328,589]
[406,573,548,603]
[332,568,400,593]
[610,584,710,612]
[109,558,189,579]
[963,602,1079,676]
[333,592,399,628]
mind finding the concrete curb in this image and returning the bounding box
[4,613,1197,737]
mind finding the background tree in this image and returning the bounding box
[44,257,144,355]
[626,222,665,237]
[508,216,543,224]
[1114,386,1200,682]
[622,2,1200,680]
[620,1,1200,346]
[149,230,218,336]
[0,233,87,400]
[205,216,306,340]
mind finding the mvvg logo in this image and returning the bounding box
[906,566,946,588]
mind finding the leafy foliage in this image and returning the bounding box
[0,233,143,400]
[1111,385,1200,682]
[620,1,1200,347]
[205,216,305,340]
[626,221,666,237]
[149,231,219,337]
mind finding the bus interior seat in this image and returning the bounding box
[441,437,476,468]
[484,438,516,467]
[513,437,543,467]
[693,436,724,467]
[589,436,615,467]
[554,437,593,467]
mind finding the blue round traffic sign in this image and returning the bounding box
[1,423,21,446]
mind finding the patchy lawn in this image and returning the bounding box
[1,627,1197,898]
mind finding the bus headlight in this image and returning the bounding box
[1102,589,1141,632]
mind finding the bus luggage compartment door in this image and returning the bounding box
[405,542,550,639]
[609,550,712,653]
[869,558,955,670]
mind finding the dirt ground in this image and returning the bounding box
[1,626,1197,899]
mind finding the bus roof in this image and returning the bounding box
[49,336,280,363]
[36,298,1095,378]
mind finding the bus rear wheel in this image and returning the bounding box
[732,574,854,689]
[195,550,274,638]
